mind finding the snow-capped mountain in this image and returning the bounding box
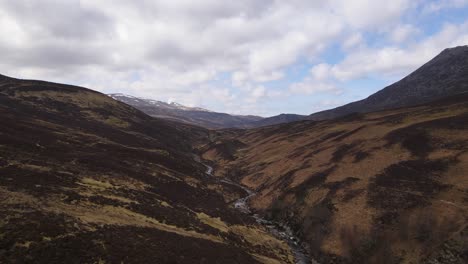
[108,93,210,112]
[108,93,309,128]
[108,93,265,128]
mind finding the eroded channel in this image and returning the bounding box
[203,163,316,264]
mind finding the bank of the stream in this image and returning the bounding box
[203,162,315,264]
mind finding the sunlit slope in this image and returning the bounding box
[203,94,468,263]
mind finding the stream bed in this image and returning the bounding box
[203,163,316,264]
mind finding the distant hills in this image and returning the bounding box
[309,45,468,120]
[109,93,307,129]
[111,46,468,129]
[249,113,306,127]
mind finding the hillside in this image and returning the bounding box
[309,45,468,120]
[202,94,468,263]
[248,114,307,128]
[0,74,295,263]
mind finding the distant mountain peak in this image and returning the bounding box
[108,93,211,112]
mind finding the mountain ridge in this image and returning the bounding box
[110,93,310,129]
[109,93,212,112]
[308,45,468,120]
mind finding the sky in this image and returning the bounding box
[1,0,468,117]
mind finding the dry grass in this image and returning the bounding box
[15,90,119,108]
[80,177,115,190]
[47,202,225,243]
[252,253,287,264]
[196,212,229,233]
[0,187,40,206]
[231,225,287,250]
[231,225,294,263]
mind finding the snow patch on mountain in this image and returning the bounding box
[108,93,211,112]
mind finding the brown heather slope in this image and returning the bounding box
[0,74,294,264]
[202,95,468,263]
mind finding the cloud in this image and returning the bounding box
[329,0,413,29]
[1,0,113,40]
[313,22,468,81]
[422,0,468,13]
[310,64,332,81]
[0,0,407,80]
[246,86,267,103]
[342,33,364,50]
[388,24,420,43]
[0,0,466,115]
[289,81,339,95]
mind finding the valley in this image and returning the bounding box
[0,75,296,264]
[201,94,468,263]
[201,161,313,264]
[2,0,468,263]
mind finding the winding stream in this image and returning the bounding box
[203,163,315,264]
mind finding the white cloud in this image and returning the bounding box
[329,0,413,29]
[317,22,468,81]
[0,0,408,82]
[388,24,420,43]
[246,86,267,103]
[289,81,339,95]
[0,0,466,115]
[423,0,468,13]
[342,33,364,50]
[310,64,332,81]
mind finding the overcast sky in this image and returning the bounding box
[1,0,468,116]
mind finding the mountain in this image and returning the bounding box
[203,94,468,263]
[109,94,310,129]
[109,93,211,112]
[109,93,264,129]
[0,74,294,263]
[309,45,468,120]
[248,113,307,127]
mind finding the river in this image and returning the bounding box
[203,162,316,264]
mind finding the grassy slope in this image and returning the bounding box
[0,75,293,264]
[202,95,468,263]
